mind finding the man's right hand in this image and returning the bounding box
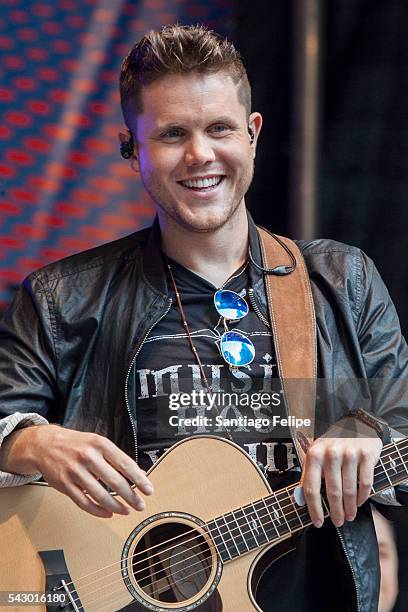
[0,424,154,518]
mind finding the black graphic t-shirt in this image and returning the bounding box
[135,257,301,491]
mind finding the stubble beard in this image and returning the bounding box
[141,162,254,234]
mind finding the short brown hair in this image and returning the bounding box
[119,24,251,126]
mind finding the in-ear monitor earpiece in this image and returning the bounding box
[120,134,134,159]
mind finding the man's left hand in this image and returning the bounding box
[302,436,383,527]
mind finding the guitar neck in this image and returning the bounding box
[372,437,408,491]
[208,437,408,563]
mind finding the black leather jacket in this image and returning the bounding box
[1,213,407,611]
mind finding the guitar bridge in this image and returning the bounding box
[38,549,82,611]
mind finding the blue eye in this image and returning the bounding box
[209,124,235,137]
[163,128,183,138]
[211,124,228,133]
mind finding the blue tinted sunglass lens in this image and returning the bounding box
[220,331,255,366]
[214,290,249,320]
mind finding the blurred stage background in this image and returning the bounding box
[1,1,407,609]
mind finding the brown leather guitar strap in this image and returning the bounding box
[257,226,317,466]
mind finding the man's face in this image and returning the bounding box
[129,71,262,233]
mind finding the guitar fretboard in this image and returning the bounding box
[207,438,408,562]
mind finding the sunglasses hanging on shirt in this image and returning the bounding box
[213,289,255,367]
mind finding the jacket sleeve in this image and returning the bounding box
[0,274,58,436]
[357,254,408,435]
[0,412,49,486]
[356,254,408,505]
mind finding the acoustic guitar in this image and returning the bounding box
[0,435,406,612]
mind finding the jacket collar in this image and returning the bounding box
[141,209,265,295]
[141,216,168,296]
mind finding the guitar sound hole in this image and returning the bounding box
[131,521,214,605]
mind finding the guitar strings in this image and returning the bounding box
[85,497,311,599]
[77,544,241,610]
[62,478,314,608]
[66,476,408,611]
[79,502,318,612]
[60,438,408,612]
[71,495,328,612]
[66,448,408,611]
[76,551,214,611]
[82,436,408,584]
[57,439,408,609]
[67,487,315,610]
[74,448,406,612]
[61,437,408,589]
[58,438,408,607]
[67,454,402,612]
[69,467,371,612]
[55,477,303,593]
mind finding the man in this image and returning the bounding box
[0,24,407,611]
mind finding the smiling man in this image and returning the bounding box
[129,71,258,235]
[120,44,262,287]
[0,24,407,612]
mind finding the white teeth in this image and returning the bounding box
[181,176,222,189]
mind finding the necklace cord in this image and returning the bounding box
[165,257,234,442]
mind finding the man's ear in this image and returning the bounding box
[118,128,132,143]
[248,112,263,157]
[118,128,139,172]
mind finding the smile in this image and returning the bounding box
[178,176,224,191]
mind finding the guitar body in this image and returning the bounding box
[0,436,294,612]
